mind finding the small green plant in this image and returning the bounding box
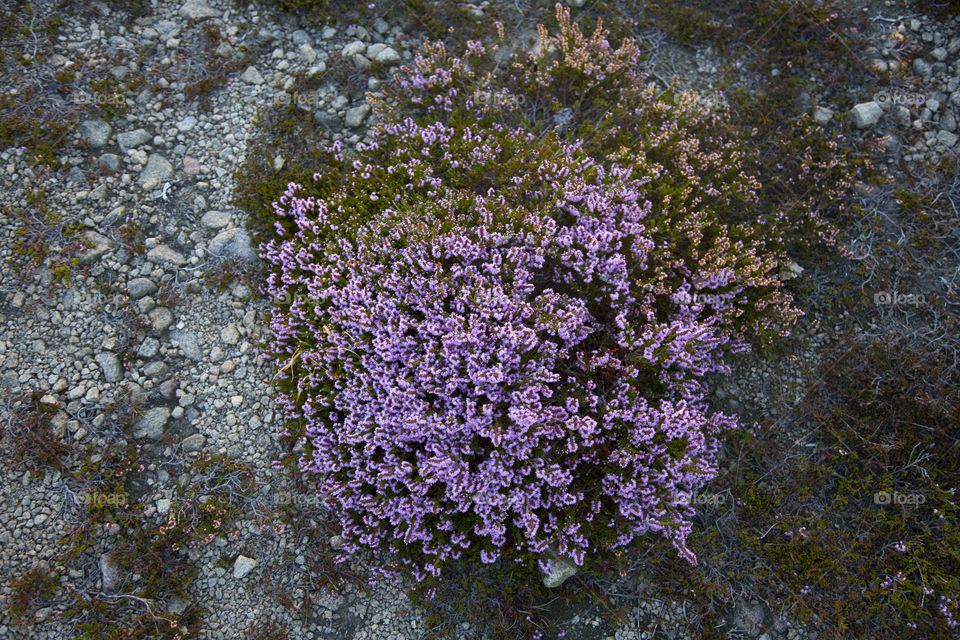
[3,391,76,478]
[4,175,86,284]
[60,448,254,639]
[5,566,59,625]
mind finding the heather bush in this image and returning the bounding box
[260,6,811,586]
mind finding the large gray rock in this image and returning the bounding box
[849,101,883,129]
[95,352,123,382]
[169,330,202,361]
[116,128,151,151]
[182,433,205,452]
[233,555,257,579]
[937,129,958,148]
[366,43,400,64]
[147,244,187,267]
[344,104,370,128]
[79,231,114,265]
[812,106,833,124]
[180,0,220,19]
[291,30,313,46]
[208,228,256,261]
[342,40,366,57]
[542,558,577,588]
[127,277,158,300]
[176,115,197,132]
[149,307,174,332]
[374,47,401,65]
[137,337,160,359]
[100,553,121,592]
[79,120,112,147]
[240,65,264,84]
[201,210,231,229]
[139,154,173,186]
[133,407,169,439]
[97,153,120,172]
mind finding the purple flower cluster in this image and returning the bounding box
[259,5,802,581]
[260,119,767,579]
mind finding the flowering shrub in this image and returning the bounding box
[260,6,806,582]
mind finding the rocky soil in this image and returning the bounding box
[0,0,957,639]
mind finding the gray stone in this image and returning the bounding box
[138,154,173,186]
[913,57,932,77]
[142,361,168,378]
[291,30,313,46]
[849,101,883,128]
[373,46,400,65]
[79,119,112,147]
[733,600,767,635]
[233,555,257,579]
[154,20,181,40]
[137,337,160,360]
[100,553,121,592]
[344,104,371,128]
[165,595,189,615]
[180,0,220,19]
[127,277,158,300]
[149,307,174,332]
[329,535,345,550]
[342,40,365,57]
[812,106,833,124]
[158,379,178,399]
[95,352,122,382]
[240,65,264,84]
[542,558,578,588]
[182,433,205,452]
[314,110,341,130]
[157,499,172,515]
[365,43,387,59]
[298,43,318,64]
[176,115,197,132]
[937,129,958,147]
[147,245,187,267]
[779,260,804,280]
[134,407,169,439]
[221,324,240,345]
[79,231,114,265]
[116,128,151,151]
[208,228,256,261]
[169,330,202,361]
[201,210,231,229]
[97,153,120,172]
[931,46,947,62]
